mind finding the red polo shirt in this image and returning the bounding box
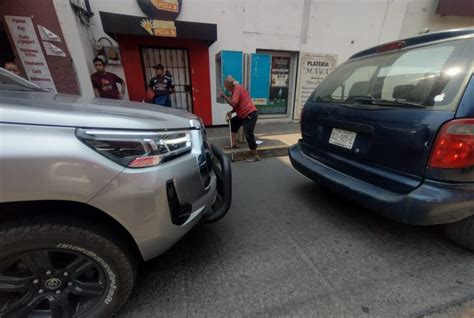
[230,84,257,118]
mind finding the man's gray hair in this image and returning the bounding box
[224,75,239,85]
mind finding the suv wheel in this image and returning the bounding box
[445,215,474,251]
[0,217,137,317]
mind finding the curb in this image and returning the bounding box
[222,146,290,161]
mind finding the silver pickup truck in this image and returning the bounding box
[0,69,231,317]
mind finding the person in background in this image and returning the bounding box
[219,75,260,162]
[147,64,175,107]
[3,61,21,76]
[90,57,126,99]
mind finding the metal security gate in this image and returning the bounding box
[140,47,193,112]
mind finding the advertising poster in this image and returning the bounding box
[266,56,291,114]
[5,15,57,91]
[294,53,337,119]
[256,56,292,115]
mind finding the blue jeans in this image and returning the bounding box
[153,95,171,107]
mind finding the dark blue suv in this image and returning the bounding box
[290,28,474,251]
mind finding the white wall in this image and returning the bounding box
[399,0,474,38]
[53,0,94,97]
[54,0,132,99]
[57,0,474,123]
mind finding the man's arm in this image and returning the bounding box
[93,89,100,98]
[221,87,240,108]
[221,94,235,109]
[168,77,176,94]
[119,79,126,98]
[114,74,126,99]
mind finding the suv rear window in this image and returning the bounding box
[313,38,473,111]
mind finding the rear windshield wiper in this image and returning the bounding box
[354,97,425,108]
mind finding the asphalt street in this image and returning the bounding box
[118,157,474,318]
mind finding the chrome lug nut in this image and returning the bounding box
[33,279,39,284]
[38,289,44,294]
[46,270,52,275]
[63,272,69,277]
[67,282,73,287]
[48,296,54,301]
[56,290,62,295]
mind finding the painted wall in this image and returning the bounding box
[1,0,79,94]
[52,0,95,97]
[57,0,474,124]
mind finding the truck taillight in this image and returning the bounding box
[429,119,474,169]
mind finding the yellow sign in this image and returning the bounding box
[252,98,268,106]
[151,0,179,13]
[141,19,177,37]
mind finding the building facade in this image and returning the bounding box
[1,0,474,125]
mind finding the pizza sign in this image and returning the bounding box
[141,19,177,37]
[151,0,178,13]
[137,0,182,20]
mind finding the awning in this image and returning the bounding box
[99,12,217,45]
[437,0,474,17]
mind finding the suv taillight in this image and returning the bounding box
[429,119,474,169]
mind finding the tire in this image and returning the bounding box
[444,216,474,251]
[0,216,137,318]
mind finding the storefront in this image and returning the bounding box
[62,0,342,126]
[99,11,217,125]
[3,0,474,126]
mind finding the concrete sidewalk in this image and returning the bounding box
[206,121,300,161]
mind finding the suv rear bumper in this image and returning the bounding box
[289,142,474,226]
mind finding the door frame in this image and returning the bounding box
[139,45,194,113]
[256,49,299,119]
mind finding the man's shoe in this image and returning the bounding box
[246,156,261,163]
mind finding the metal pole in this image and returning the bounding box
[227,115,234,162]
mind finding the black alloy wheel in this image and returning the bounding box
[0,217,137,318]
[0,249,106,317]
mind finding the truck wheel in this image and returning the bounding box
[445,216,474,251]
[0,217,137,318]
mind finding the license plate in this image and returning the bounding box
[329,128,357,149]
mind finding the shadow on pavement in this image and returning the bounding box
[119,157,474,318]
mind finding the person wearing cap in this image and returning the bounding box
[219,75,260,162]
[147,64,175,107]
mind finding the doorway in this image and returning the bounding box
[256,50,298,118]
[140,47,193,113]
[0,22,16,67]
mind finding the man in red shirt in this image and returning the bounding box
[219,76,260,162]
[91,57,126,100]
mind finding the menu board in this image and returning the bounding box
[5,15,57,91]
